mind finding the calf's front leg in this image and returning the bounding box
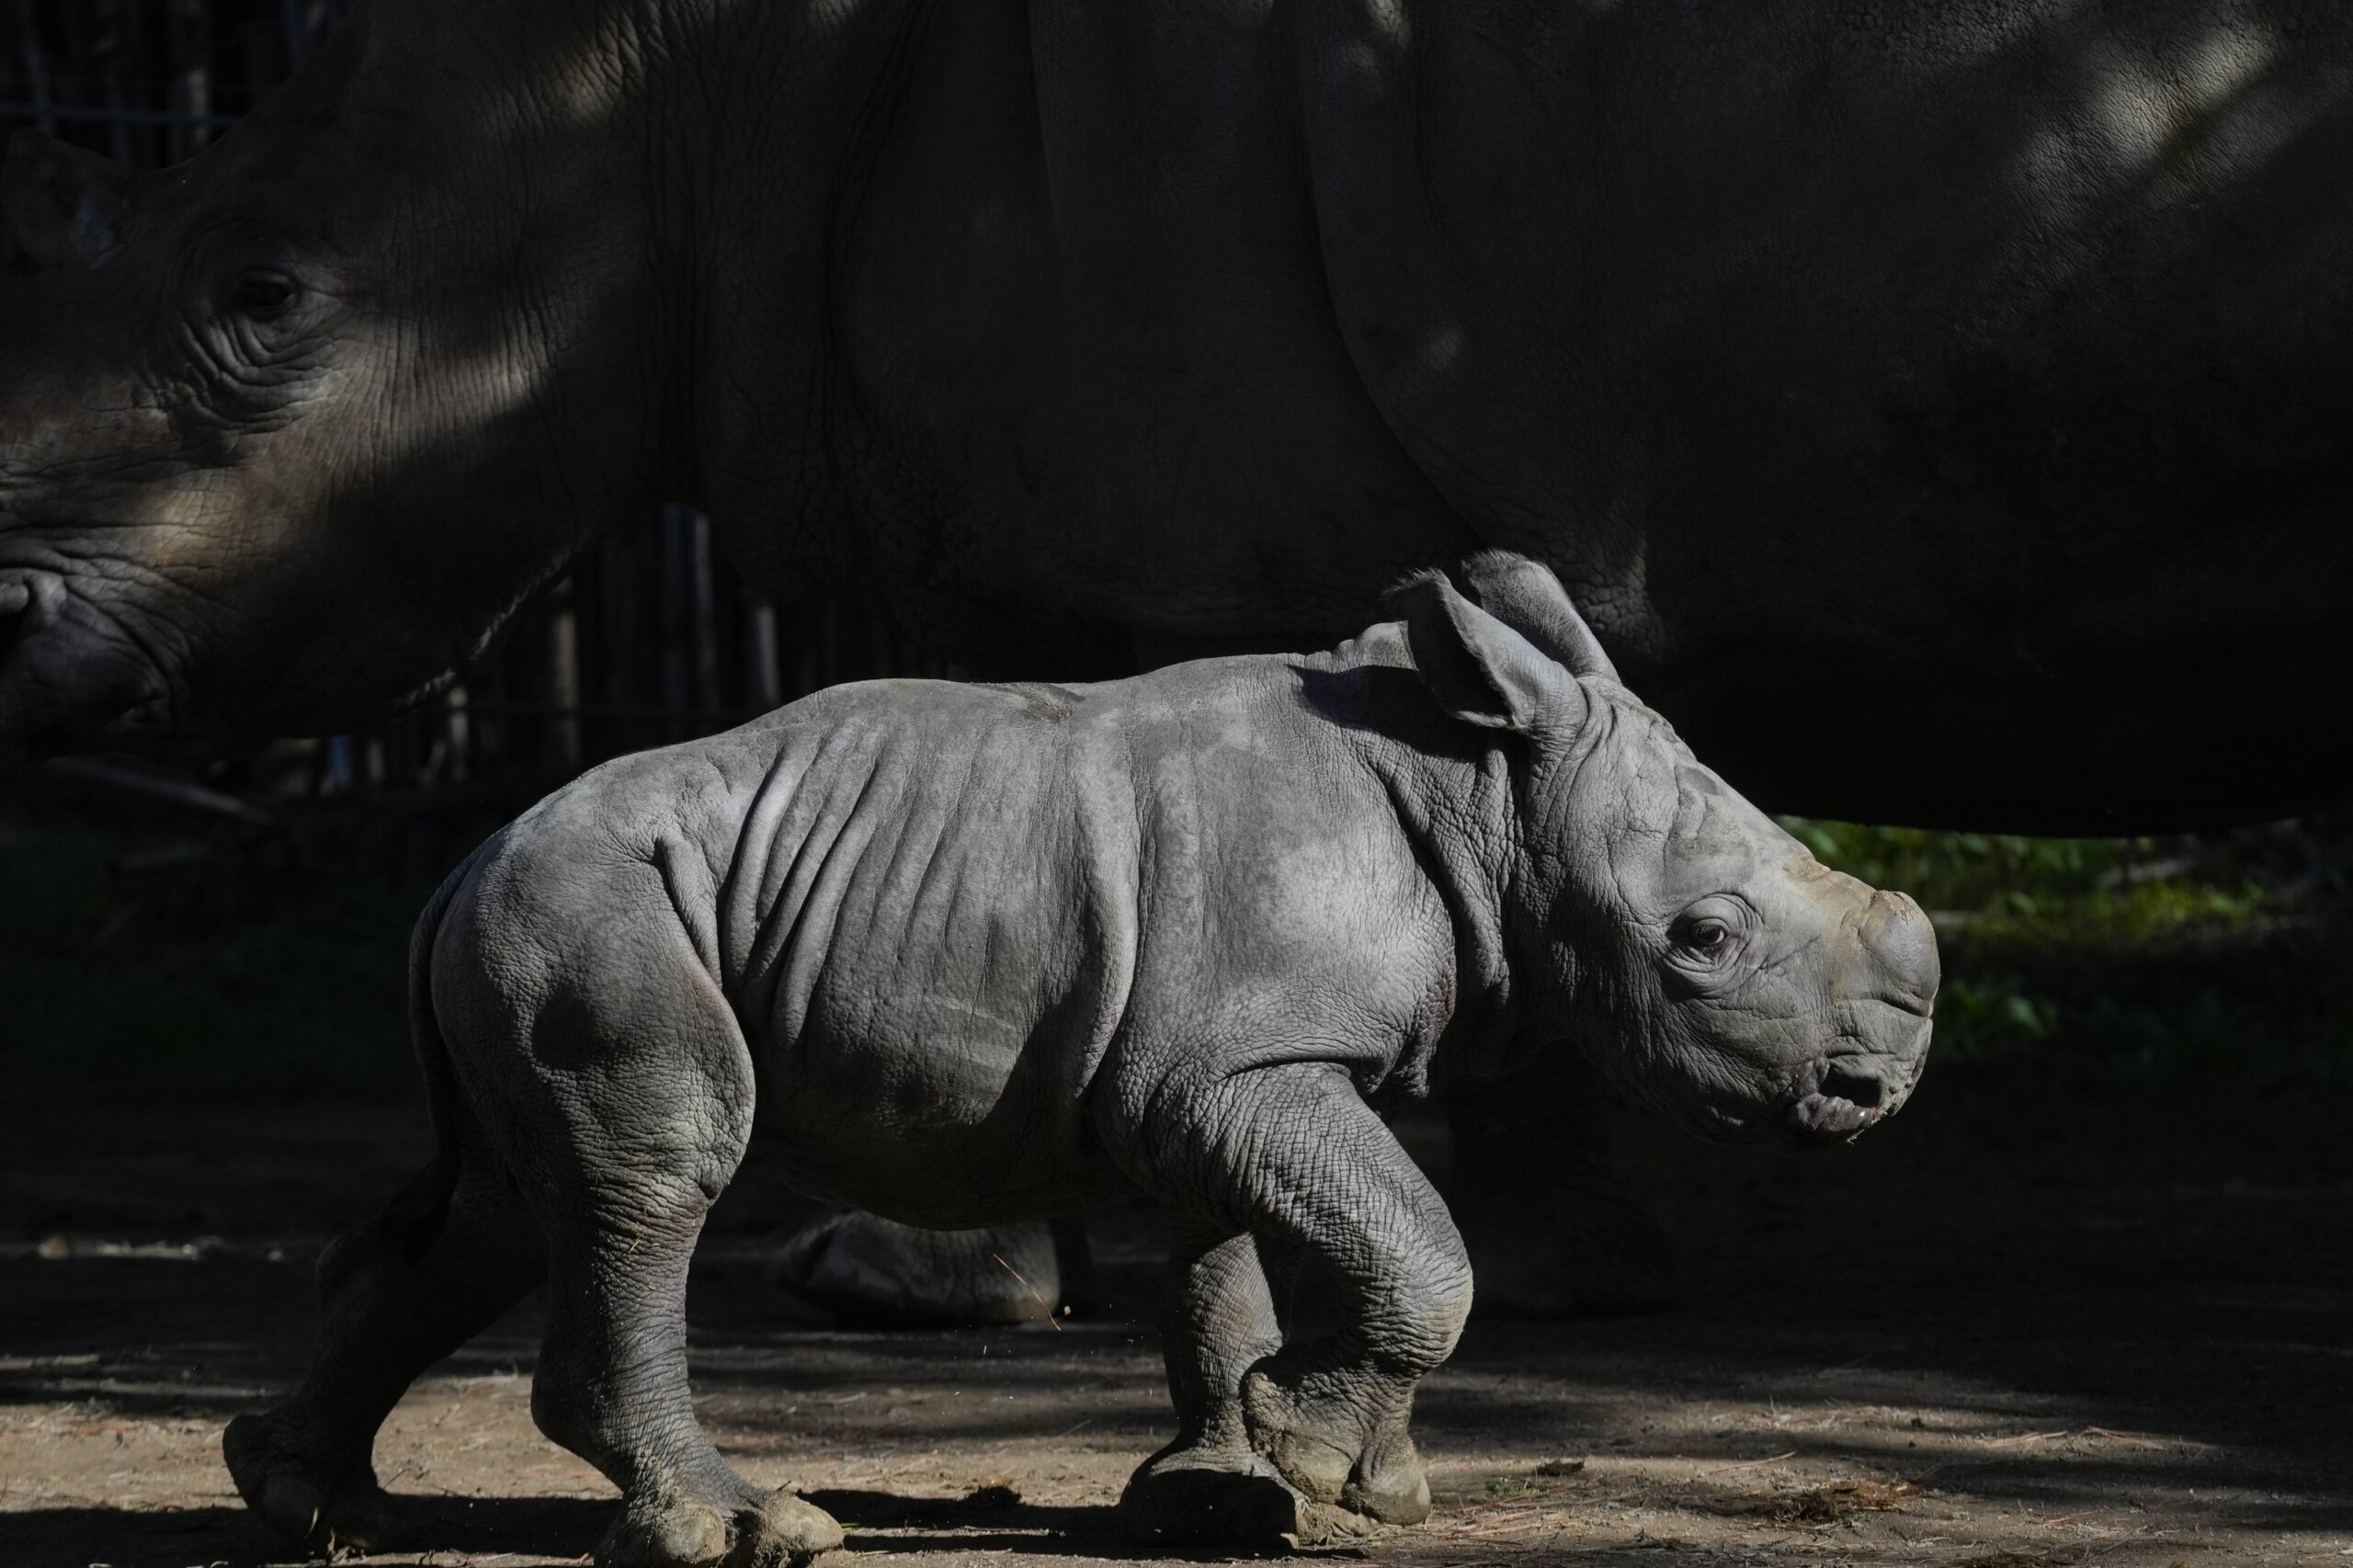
[1115,1062,1472,1541]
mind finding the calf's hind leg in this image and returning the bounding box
[1119,1223,1297,1542]
[449,867,840,1568]
[223,1110,545,1553]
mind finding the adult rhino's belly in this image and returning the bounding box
[751,1015,1130,1227]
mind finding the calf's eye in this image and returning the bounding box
[1676,917,1732,953]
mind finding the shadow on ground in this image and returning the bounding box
[0,1496,608,1567]
[2,1091,2348,1568]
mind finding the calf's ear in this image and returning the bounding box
[1390,570,1586,734]
[1457,551,1620,683]
[4,131,132,270]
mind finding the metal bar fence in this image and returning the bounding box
[3,0,938,808]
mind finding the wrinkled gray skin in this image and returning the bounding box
[2,0,2335,1336]
[4,0,2350,823]
[222,559,1937,1563]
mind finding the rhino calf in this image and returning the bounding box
[224,554,1937,1566]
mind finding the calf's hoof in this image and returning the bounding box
[222,1409,401,1553]
[1242,1369,1432,1527]
[771,1211,1061,1327]
[1120,1447,1383,1548]
[1338,1421,1434,1525]
[600,1484,842,1568]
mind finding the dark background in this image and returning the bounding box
[1,7,2348,1562]
[3,0,2346,1144]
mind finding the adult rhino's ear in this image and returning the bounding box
[1389,569,1586,735]
[3,131,133,270]
[1456,551,1620,683]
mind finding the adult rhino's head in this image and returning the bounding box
[1394,554,1938,1150]
[0,10,665,761]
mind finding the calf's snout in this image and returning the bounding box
[1820,1059,1892,1111]
[1859,889,1939,1009]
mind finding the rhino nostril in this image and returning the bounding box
[1820,1063,1886,1110]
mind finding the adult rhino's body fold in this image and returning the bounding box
[0,0,2346,825]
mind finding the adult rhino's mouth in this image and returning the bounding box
[0,571,176,761]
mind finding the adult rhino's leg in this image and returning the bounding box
[224,1110,545,1554]
[1117,1063,1471,1542]
[1444,1051,1677,1318]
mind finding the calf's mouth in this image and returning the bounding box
[1789,1088,1878,1139]
[1785,1053,1913,1143]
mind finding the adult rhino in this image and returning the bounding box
[2,0,2347,1318]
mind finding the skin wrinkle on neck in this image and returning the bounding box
[1340,688,1532,1086]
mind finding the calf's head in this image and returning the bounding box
[1396,555,1938,1149]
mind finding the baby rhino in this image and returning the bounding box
[226,554,1938,1566]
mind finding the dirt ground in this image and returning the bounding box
[2,1092,2348,1568]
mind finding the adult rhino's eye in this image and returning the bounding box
[233,270,297,316]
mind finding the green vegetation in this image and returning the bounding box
[1781,819,2293,944]
[1787,816,2348,1076]
[1745,815,2353,1187]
